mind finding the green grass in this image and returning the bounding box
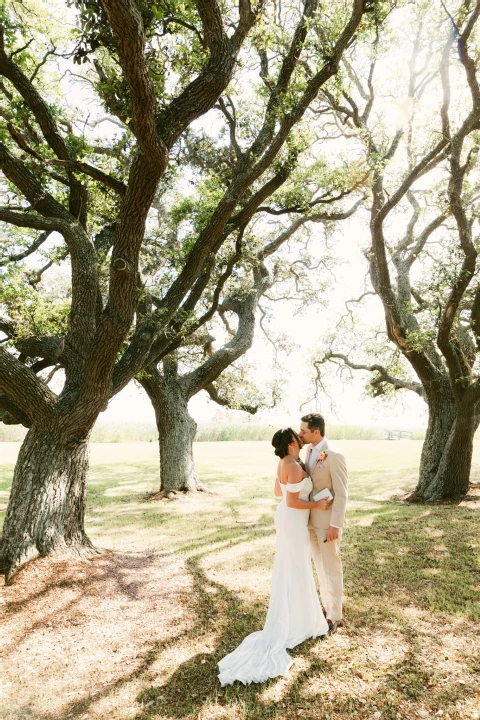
[1,440,479,720]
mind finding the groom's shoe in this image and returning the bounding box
[327,619,342,635]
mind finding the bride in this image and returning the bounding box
[218,428,331,686]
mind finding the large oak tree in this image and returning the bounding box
[315,0,480,500]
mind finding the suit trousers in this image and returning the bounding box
[309,526,343,622]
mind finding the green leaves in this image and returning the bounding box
[1,265,71,341]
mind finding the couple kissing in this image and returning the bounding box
[218,413,348,687]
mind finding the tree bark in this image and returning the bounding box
[416,396,477,501]
[414,383,457,497]
[0,423,96,583]
[157,387,201,493]
[140,367,202,494]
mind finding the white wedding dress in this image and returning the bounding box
[218,475,328,686]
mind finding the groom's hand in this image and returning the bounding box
[326,526,339,542]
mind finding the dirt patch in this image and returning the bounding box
[1,550,193,720]
[459,485,480,508]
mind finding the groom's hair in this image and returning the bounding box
[301,413,325,436]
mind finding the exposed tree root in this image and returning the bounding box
[1,535,100,585]
[145,484,211,502]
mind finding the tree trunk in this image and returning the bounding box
[0,423,96,583]
[414,381,480,501]
[417,397,477,501]
[157,384,202,493]
[140,368,203,493]
[414,387,457,498]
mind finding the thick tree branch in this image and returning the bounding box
[182,272,271,398]
[0,391,32,427]
[0,347,56,424]
[248,0,320,160]
[0,142,101,378]
[0,230,51,264]
[204,382,257,414]
[100,0,165,161]
[15,336,65,364]
[0,143,74,223]
[315,351,425,398]
[0,392,32,428]
[48,159,126,196]
[0,28,88,224]
[246,0,367,183]
[437,152,477,391]
[0,316,15,337]
[231,0,261,51]
[457,0,480,107]
[0,206,71,233]
[158,0,261,146]
[470,283,480,351]
[0,30,73,161]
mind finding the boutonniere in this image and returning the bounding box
[318,451,328,463]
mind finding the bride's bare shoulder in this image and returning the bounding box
[283,456,305,479]
[280,456,300,471]
[278,456,298,482]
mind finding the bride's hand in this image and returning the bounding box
[315,498,333,510]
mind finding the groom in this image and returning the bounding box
[299,413,348,634]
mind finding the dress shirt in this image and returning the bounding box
[308,437,327,471]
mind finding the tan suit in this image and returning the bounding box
[305,439,348,622]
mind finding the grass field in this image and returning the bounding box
[1,440,479,720]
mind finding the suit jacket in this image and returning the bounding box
[305,439,348,530]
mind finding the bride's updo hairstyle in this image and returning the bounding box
[271,428,303,458]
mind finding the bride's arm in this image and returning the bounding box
[285,461,332,510]
[274,475,283,497]
[273,461,283,496]
[286,487,330,510]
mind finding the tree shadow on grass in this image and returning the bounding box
[1,521,274,720]
[134,553,290,720]
[342,501,480,622]
[1,549,172,651]
[131,501,479,720]
[2,490,479,719]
